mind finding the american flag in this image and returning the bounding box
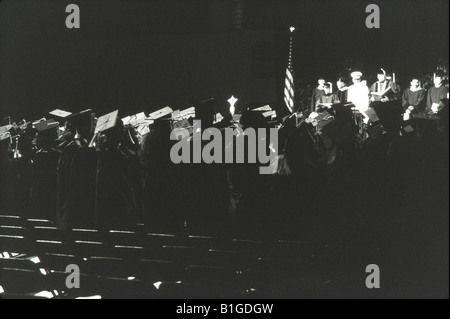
[284,27,295,113]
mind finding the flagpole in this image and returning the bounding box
[288,26,295,70]
[284,26,296,113]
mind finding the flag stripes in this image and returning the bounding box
[284,68,295,112]
[284,28,295,113]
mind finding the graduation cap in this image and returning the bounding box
[195,98,215,126]
[94,110,119,134]
[121,112,146,126]
[135,118,154,137]
[248,105,277,122]
[262,110,277,119]
[34,119,60,147]
[350,71,363,80]
[88,110,121,148]
[33,117,47,126]
[66,109,94,138]
[49,109,72,122]
[0,124,13,134]
[33,118,59,131]
[0,126,11,143]
[251,105,272,112]
[122,112,155,138]
[179,107,196,119]
[147,106,173,120]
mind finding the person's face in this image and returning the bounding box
[410,79,419,89]
[434,77,443,86]
[377,74,386,82]
[324,87,330,94]
[318,79,325,86]
[336,80,345,89]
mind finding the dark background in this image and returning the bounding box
[0,0,448,119]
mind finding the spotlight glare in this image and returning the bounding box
[153,281,162,290]
[34,291,54,299]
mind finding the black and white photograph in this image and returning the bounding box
[0,0,448,302]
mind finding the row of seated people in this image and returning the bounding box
[311,70,448,124]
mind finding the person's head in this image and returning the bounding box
[317,77,326,86]
[350,71,362,84]
[410,78,420,89]
[377,71,386,82]
[434,75,443,87]
[323,84,331,94]
[336,77,347,89]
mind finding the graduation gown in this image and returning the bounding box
[310,87,325,112]
[334,88,348,104]
[402,88,426,112]
[369,80,399,101]
[316,93,340,106]
[426,85,449,112]
[348,82,370,112]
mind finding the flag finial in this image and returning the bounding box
[228,95,238,115]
